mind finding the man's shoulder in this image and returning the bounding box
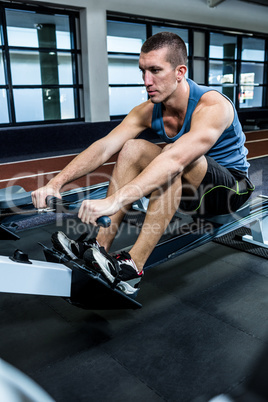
[197,90,234,114]
[200,89,228,104]
[128,100,154,128]
[134,99,154,114]
[193,90,235,129]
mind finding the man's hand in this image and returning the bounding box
[78,196,120,226]
[31,185,62,209]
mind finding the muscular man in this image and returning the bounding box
[32,32,254,295]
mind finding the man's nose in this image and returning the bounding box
[143,71,153,87]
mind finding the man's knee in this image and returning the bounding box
[119,139,142,159]
[118,139,161,167]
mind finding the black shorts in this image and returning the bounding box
[180,155,255,215]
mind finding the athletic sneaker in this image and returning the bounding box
[83,248,143,296]
[51,231,100,260]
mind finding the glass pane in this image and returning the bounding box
[107,21,146,53]
[108,54,142,85]
[194,31,205,57]
[10,50,73,86]
[208,86,236,103]
[56,30,71,50]
[242,37,265,61]
[240,62,264,85]
[209,60,236,85]
[60,88,75,119]
[58,53,73,85]
[239,85,263,108]
[0,89,9,124]
[107,36,143,54]
[6,9,71,49]
[209,33,237,59]
[193,60,205,84]
[109,86,146,116]
[8,27,39,48]
[14,88,44,122]
[14,87,74,122]
[0,52,5,85]
[152,26,189,54]
[79,89,84,118]
[10,50,41,85]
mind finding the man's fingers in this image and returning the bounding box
[31,187,61,209]
[78,201,99,226]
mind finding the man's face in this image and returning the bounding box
[139,47,178,104]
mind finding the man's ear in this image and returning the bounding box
[176,65,187,82]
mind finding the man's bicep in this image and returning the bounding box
[170,118,222,169]
[103,104,151,156]
[191,101,230,139]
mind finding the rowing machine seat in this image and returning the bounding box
[203,202,251,225]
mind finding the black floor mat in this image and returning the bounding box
[214,227,268,259]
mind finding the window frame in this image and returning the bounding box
[107,11,268,121]
[0,2,83,127]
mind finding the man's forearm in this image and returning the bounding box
[48,140,109,191]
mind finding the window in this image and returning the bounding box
[208,32,268,110]
[239,37,265,108]
[108,14,268,121]
[0,4,82,126]
[209,33,237,103]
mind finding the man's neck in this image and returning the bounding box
[162,78,189,117]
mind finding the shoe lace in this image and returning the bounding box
[114,251,131,262]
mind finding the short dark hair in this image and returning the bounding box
[141,32,187,68]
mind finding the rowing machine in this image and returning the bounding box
[0,185,267,309]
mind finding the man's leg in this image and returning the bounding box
[129,156,208,271]
[96,139,162,251]
[98,138,208,269]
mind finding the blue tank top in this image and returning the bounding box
[151,79,249,172]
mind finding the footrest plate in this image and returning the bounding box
[42,245,142,310]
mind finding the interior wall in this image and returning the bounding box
[32,0,268,121]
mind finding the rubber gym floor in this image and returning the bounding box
[0,156,267,402]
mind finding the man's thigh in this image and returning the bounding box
[180,156,254,215]
[118,139,162,170]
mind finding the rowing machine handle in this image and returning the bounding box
[45,196,111,228]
